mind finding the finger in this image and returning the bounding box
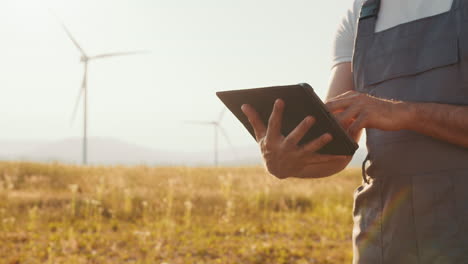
[266,99,284,140]
[284,116,315,146]
[301,133,334,153]
[348,113,368,138]
[335,105,361,127]
[325,97,355,113]
[241,104,267,140]
[304,154,350,164]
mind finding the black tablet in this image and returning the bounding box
[216,83,358,156]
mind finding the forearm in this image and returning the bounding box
[404,102,468,148]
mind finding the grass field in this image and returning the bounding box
[0,162,361,264]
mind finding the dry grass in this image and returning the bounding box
[0,162,361,264]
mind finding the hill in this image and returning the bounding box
[0,137,367,167]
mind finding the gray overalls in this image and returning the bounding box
[352,0,468,263]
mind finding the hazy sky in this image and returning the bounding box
[1,0,355,154]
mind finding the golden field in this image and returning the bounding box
[0,162,361,264]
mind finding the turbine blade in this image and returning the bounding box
[90,50,149,60]
[81,63,88,88]
[52,12,86,56]
[219,126,238,158]
[70,88,84,124]
[71,67,87,124]
[218,108,227,123]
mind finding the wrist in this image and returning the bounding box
[396,101,419,130]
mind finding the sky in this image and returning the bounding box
[0,0,355,154]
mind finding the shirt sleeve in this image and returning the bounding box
[331,0,363,68]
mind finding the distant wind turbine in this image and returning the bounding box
[184,109,237,166]
[57,19,148,165]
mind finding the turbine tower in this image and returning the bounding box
[58,20,147,165]
[185,109,237,166]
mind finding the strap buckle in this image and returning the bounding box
[359,1,380,20]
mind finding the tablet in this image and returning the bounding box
[216,83,358,156]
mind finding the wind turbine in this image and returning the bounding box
[58,20,147,165]
[184,109,237,166]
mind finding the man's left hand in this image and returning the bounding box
[326,91,412,138]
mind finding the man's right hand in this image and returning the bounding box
[241,99,348,179]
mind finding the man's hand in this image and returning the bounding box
[241,99,347,179]
[326,91,412,138]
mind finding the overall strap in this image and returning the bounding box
[450,0,463,36]
[352,0,381,80]
[355,0,381,38]
[451,0,462,11]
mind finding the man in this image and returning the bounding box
[241,0,468,263]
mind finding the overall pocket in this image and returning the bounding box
[363,34,459,87]
[411,171,464,263]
